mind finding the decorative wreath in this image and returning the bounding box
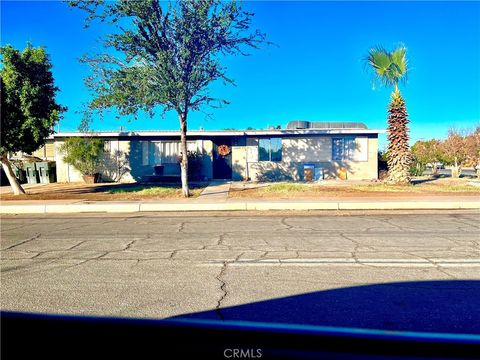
[218,144,231,156]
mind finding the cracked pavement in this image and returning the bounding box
[1,211,479,332]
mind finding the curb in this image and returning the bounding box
[246,202,338,211]
[1,201,480,214]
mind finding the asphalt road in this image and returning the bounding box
[1,211,479,334]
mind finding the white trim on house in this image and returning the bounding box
[50,128,385,139]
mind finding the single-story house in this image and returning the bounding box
[26,121,385,182]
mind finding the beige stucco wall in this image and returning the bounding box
[283,137,332,162]
[54,141,83,183]
[344,137,378,180]
[246,136,378,181]
[31,142,55,160]
[53,135,377,183]
[55,139,134,183]
[100,139,134,182]
[232,146,247,180]
[55,138,214,183]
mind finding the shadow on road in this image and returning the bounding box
[3,280,479,359]
[171,280,480,334]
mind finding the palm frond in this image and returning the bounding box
[390,45,408,81]
[365,44,409,89]
[367,46,392,83]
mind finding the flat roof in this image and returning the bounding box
[52,128,385,138]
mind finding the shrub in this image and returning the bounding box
[411,139,442,175]
[409,160,426,177]
[60,137,104,176]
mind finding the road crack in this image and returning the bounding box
[3,233,41,250]
[281,218,293,231]
[177,222,186,233]
[404,251,458,279]
[215,261,228,320]
[124,239,137,251]
[67,241,86,250]
[214,252,244,320]
[217,233,228,247]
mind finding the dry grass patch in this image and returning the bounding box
[1,183,205,201]
[351,183,479,193]
[229,178,480,199]
[107,185,204,197]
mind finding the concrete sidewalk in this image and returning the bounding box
[197,180,231,201]
[1,196,479,214]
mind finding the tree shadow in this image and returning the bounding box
[170,280,480,334]
[128,139,153,182]
[127,137,212,182]
[232,162,246,181]
[412,172,477,185]
[100,150,131,182]
[248,136,373,182]
[411,174,449,185]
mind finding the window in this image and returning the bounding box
[103,141,111,153]
[142,140,201,165]
[332,137,356,161]
[142,141,149,165]
[258,137,282,162]
[154,141,181,163]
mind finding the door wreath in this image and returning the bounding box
[218,144,231,156]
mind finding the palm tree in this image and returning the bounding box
[366,45,412,184]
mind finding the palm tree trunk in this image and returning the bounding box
[386,89,412,184]
[1,155,26,195]
[178,112,190,198]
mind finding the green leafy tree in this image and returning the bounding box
[366,45,412,184]
[440,129,467,178]
[1,44,65,195]
[60,137,105,178]
[464,126,480,178]
[69,0,267,197]
[411,139,442,175]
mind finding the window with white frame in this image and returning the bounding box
[141,140,201,165]
[258,137,282,162]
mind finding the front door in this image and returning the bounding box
[212,138,232,179]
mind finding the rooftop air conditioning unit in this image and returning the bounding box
[286,121,309,129]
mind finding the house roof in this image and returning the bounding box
[286,121,369,130]
[52,128,385,138]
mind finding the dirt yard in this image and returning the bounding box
[2,176,479,201]
[0,182,206,201]
[228,177,480,199]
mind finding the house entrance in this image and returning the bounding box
[212,138,232,179]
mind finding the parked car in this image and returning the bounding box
[426,162,444,169]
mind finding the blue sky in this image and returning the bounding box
[2,1,479,150]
